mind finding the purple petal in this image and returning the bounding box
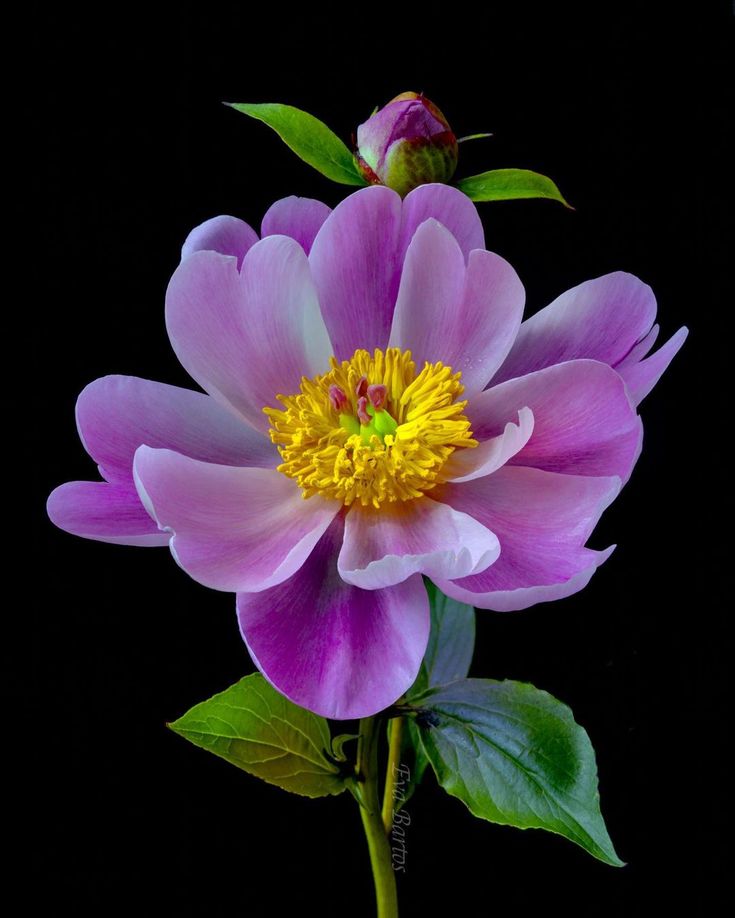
[400,183,485,262]
[237,515,430,719]
[389,220,464,356]
[308,184,484,362]
[493,272,658,384]
[617,324,660,368]
[442,408,535,483]
[133,447,340,592]
[309,186,402,359]
[76,375,277,483]
[389,220,524,394]
[166,239,332,432]
[181,215,259,270]
[47,481,169,546]
[617,326,689,406]
[338,497,499,589]
[434,468,620,611]
[260,196,332,254]
[468,360,642,482]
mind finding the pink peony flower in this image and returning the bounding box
[47,185,687,719]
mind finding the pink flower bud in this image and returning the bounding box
[355,92,458,197]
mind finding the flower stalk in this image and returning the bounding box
[381,716,405,833]
[357,716,399,918]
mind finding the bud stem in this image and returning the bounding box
[381,716,406,834]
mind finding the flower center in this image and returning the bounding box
[264,348,477,508]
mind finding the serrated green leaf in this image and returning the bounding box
[227,102,368,186]
[169,674,346,798]
[455,168,573,208]
[413,679,623,866]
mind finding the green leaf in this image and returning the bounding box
[169,674,346,798]
[330,732,359,762]
[412,679,623,866]
[419,580,476,690]
[457,132,493,143]
[408,582,476,699]
[397,582,476,807]
[455,168,573,208]
[227,102,368,186]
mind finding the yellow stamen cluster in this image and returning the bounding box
[264,348,477,508]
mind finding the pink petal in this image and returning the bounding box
[237,515,430,720]
[76,375,277,483]
[389,220,524,394]
[493,272,658,384]
[468,360,642,482]
[400,183,485,263]
[166,239,332,432]
[181,215,259,269]
[617,327,689,406]
[442,408,535,483]
[434,468,620,611]
[260,196,332,254]
[616,324,660,368]
[338,497,499,590]
[47,481,169,546]
[309,186,403,359]
[389,219,465,360]
[133,447,340,592]
[308,184,485,362]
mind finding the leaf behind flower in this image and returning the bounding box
[397,582,476,808]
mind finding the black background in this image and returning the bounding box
[22,3,730,915]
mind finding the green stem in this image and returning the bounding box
[357,717,399,918]
[381,716,405,833]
